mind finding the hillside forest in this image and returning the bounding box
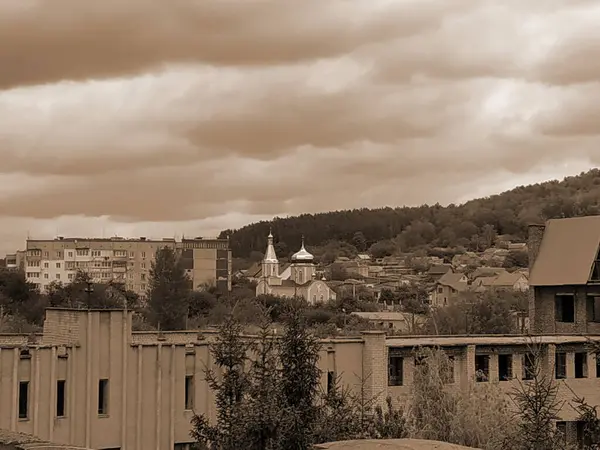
[221,169,600,263]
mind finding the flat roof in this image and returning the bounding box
[386,334,600,347]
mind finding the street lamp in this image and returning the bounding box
[84,281,94,309]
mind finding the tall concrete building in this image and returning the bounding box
[24,236,232,297]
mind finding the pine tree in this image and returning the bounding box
[313,375,362,444]
[190,314,250,449]
[505,343,567,450]
[243,311,282,450]
[147,247,190,330]
[277,299,322,450]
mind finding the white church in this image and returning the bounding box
[255,231,337,304]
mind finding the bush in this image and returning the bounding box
[303,308,335,325]
[408,347,515,449]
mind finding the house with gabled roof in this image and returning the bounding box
[471,266,507,280]
[491,271,529,291]
[528,215,600,334]
[427,264,453,282]
[431,271,468,307]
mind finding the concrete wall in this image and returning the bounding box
[382,339,600,422]
[0,309,364,450]
[3,308,600,449]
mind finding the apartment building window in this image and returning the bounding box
[56,262,61,268]
[56,380,66,417]
[129,251,135,258]
[56,274,61,280]
[44,273,49,279]
[76,249,89,256]
[185,376,194,410]
[44,262,49,268]
[28,260,40,267]
[26,272,39,278]
[522,353,536,380]
[587,296,600,322]
[56,251,62,258]
[141,273,146,281]
[28,249,41,256]
[575,352,588,378]
[91,250,101,257]
[498,354,513,381]
[141,262,146,269]
[475,355,489,382]
[555,294,575,323]
[98,379,109,415]
[388,355,403,386]
[141,284,146,291]
[68,273,74,281]
[43,251,49,258]
[114,250,127,257]
[555,352,567,379]
[18,381,29,419]
[141,252,146,258]
[68,251,73,257]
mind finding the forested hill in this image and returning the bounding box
[219,169,600,258]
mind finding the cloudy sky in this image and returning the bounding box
[1,0,599,254]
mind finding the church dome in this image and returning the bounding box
[291,238,314,262]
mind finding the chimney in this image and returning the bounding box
[527,223,546,271]
[527,223,546,333]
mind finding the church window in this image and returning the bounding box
[298,271,303,284]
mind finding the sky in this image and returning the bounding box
[1,0,600,255]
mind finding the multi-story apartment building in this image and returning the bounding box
[24,236,232,296]
[1,251,25,271]
[0,216,599,449]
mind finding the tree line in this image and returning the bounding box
[221,169,600,259]
[193,306,600,449]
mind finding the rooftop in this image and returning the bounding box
[26,236,225,243]
[314,439,479,449]
[386,334,600,348]
[530,215,600,286]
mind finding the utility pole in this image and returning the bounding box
[84,281,94,309]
